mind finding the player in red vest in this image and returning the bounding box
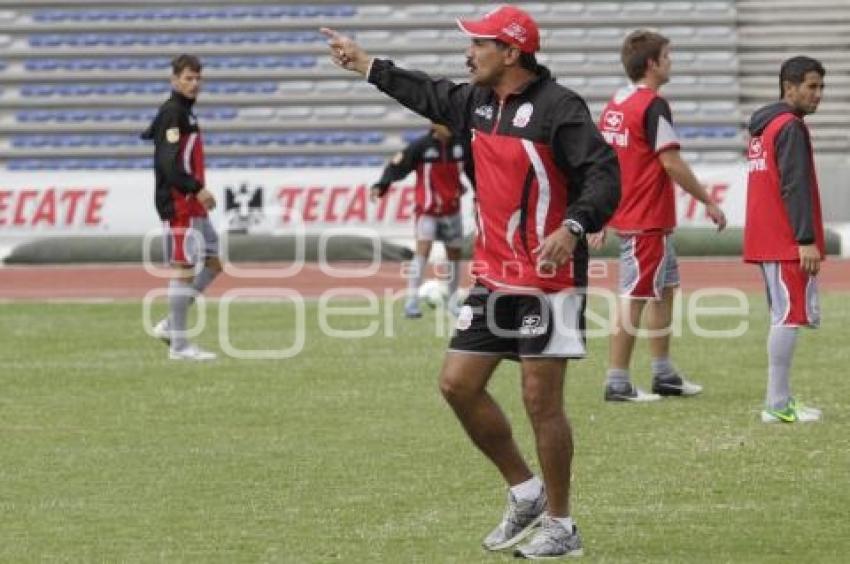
[371,123,469,318]
[592,30,726,402]
[744,56,826,423]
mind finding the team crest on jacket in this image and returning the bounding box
[513,103,534,128]
[475,105,494,120]
[748,137,767,172]
[165,127,180,143]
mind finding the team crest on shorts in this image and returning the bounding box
[519,314,547,336]
[456,305,474,331]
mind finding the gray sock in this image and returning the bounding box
[168,279,194,351]
[606,368,630,387]
[408,254,427,304]
[767,325,798,410]
[192,265,219,295]
[651,357,677,380]
[447,260,460,303]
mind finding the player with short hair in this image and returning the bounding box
[371,123,468,318]
[744,55,826,423]
[322,5,620,558]
[592,30,727,402]
[142,54,219,360]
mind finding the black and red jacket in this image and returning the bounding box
[368,60,620,291]
[141,91,206,221]
[373,132,467,216]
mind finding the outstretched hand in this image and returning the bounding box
[319,27,372,76]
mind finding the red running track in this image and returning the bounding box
[1,259,848,300]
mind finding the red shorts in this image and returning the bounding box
[163,215,218,266]
[617,232,680,299]
[759,261,820,327]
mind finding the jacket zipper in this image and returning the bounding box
[492,99,505,134]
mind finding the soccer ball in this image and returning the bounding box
[418,279,449,308]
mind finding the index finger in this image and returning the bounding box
[319,27,343,43]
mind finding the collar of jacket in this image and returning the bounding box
[499,64,553,99]
[170,90,196,109]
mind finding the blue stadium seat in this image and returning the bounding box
[8,159,46,171]
[249,133,276,146]
[21,84,54,97]
[677,126,703,139]
[11,136,40,148]
[402,130,427,143]
[32,10,64,22]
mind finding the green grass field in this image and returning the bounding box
[2,293,849,563]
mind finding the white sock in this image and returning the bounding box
[510,475,543,501]
[551,515,574,532]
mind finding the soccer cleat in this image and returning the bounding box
[404,299,422,319]
[482,489,547,552]
[152,318,171,346]
[604,381,661,403]
[761,398,822,423]
[514,516,584,559]
[169,344,217,361]
[652,374,703,397]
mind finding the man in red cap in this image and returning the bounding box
[322,5,620,558]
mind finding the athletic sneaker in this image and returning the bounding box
[152,318,171,346]
[761,398,822,423]
[404,299,422,319]
[652,374,703,397]
[604,381,661,402]
[482,489,547,551]
[169,344,217,361]
[514,516,583,559]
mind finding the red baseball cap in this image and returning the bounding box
[457,5,541,54]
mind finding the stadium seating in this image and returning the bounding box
[10,0,838,170]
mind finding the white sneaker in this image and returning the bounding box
[514,516,584,559]
[482,489,547,551]
[761,399,822,423]
[169,344,217,361]
[152,318,171,345]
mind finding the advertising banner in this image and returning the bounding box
[0,164,747,239]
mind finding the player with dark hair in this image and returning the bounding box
[744,55,826,423]
[322,4,620,558]
[371,123,468,318]
[592,30,727,402]
[142,54,219,360]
